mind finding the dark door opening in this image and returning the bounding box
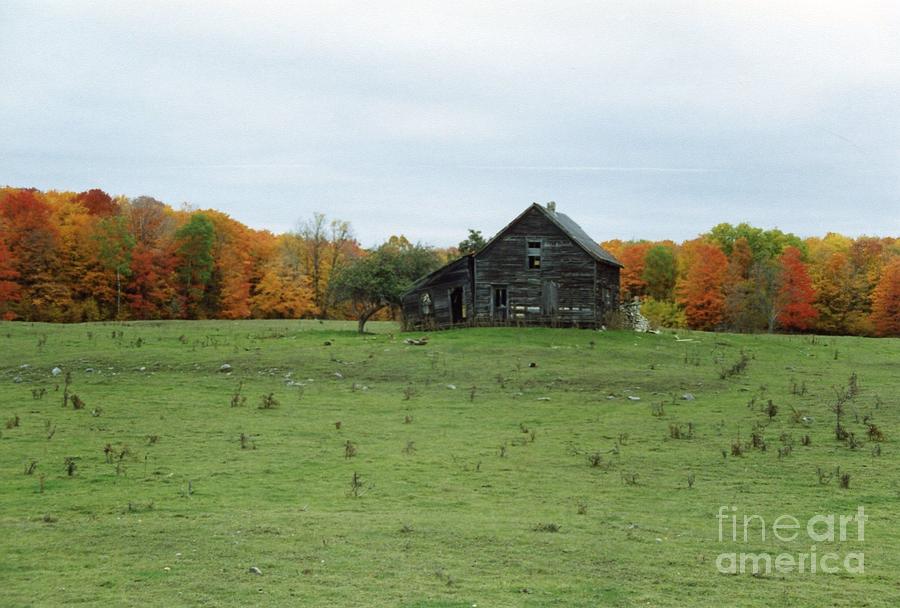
[450,287,464,323]
[492,286,508,321]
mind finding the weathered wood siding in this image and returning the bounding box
[401,256,474,329]
[473,206,607,325]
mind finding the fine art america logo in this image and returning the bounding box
[715,506,866,575]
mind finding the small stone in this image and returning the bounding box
[219,364,233,373]
[51,367,62,376]
[85,368,94,373]
[528,362,537,368]
[627,396,641,401]
[681,393,695,401]
[248,566,262,575]
[334,372,343,379]
[536,397,551,401]
[446,384,457,390]
[19,364,30,369]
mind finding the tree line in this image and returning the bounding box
[601,224,899,337]
[0,187,897,336]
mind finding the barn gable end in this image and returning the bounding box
[402,203,620,330]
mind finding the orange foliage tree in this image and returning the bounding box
[617,242,652,301]
[676,241,728,330]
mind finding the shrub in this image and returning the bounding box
[640,297,687,329]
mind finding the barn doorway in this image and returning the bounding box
[492,286,508,321]
[449,286,464,323]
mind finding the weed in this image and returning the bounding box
[839,473,851,489]
[348,472,368,497]
[731,432,744,457]
[719,351,750,379]
[533,522,561,533]
[344,440,357,459]
[64,457,78,477]
[765,400,778,420]
[402,441,416,455]
[800,435,811,446]
[669,422,694,440]
[621,472,639,486]
[5,414,20,429]
[230,382,246,407]
[259,393,279,409]
[71,394,85,410]
[24,460,37,475]
[867,423,884,442]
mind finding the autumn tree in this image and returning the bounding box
[676,241,728,330]
[250,234,316,318]
[0,234,20,319]
[776,246,818,331]
[870,258,900,336]
[126,244,178,319]
[618,242,652,300]
[0,188,65,320]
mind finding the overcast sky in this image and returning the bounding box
[2,1,898,246]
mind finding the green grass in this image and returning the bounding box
[0,320,898,607]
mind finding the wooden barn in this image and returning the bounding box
[401,202,622,329]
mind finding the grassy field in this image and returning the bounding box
[0,320,898,607]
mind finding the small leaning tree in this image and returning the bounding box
[330,236,440,333]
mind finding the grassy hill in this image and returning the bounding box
[0,320,897,607]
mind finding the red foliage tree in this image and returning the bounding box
[75,189,119,217]
[776,246,818,331]
[0,235,21,319]
[870,258,900,336]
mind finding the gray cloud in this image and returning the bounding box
[1,1,898,246]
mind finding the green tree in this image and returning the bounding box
[175,213,216,317]
[641,245,677,301]
[94,215,135,319]
[457,229,486,255]
[330,238,440,333]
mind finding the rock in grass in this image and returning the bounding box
[627,396,641,401]
[51,367,62,376]
[248,566,262,575]
[681,393,695,401]
[219,364,233,373]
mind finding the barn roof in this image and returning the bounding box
[478,203,623,267]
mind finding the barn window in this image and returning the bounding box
[527,240,542,268]
[420,292,433,316]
